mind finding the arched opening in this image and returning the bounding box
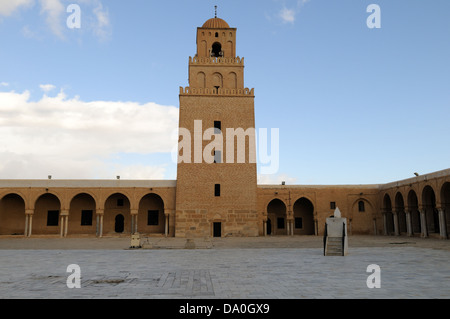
[115,214,124,233]
[211,42,222,57]
[267,199,286,235]
[69,193,96,235]
[34,193,61,235]
[0,194,25,235]
[422,186,439,234]
[407,190,421,234]
[292,197,314,235]
[383,194,394,235]
[441,182,450,237]
[395,192,407,234]
[138,193,165,235]
[104,193,130,235]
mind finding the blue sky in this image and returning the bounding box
[0,0,449,184]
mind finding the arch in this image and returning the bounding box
[197,72,206,88]
[200,40,207,57]
[212,72,223,89]
[422,185,439,234]
[138,193,165,234]
[383,194,394,235]
[292,197,314,235]
[407,190,421,234]
[211,42,222,57]
[104,193,131,235]
[228,72,237,89]
[394,192,407,234]
[69,193,96,235]
[267,199,287,235]
[226,40,233,58]
[440,182,450,237]
[33,193,61,235]
[0,193,26,235]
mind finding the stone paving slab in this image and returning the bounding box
[0,245,449,299]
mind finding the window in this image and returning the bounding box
[295,218,303,229]
[277,218,285,229]
[215,32,219,38]
[214,121,221,134]
[47,210,59,226]
[117,198,124,207]
[147,210,159,225]
[211,42,222,57]
[358,201,365,212]
[215,184,221,197]
[330,202,336,210]
[81,210,93,226]
[214,150,222,163]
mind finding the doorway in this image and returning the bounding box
[213,222,222,237]
[115,214,124,233]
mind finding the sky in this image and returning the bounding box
[0,0,449,185]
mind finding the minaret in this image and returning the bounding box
[175,13,258,238]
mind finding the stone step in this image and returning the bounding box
[325,237,343,256]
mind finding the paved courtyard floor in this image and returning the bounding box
[0,235,449,299]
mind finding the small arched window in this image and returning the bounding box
[358,201,365,212]
[215,32,219,38]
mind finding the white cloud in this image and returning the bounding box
[39,83,56,92]
[0,88,179,179]
[0,0,34,17]
[279,7,296,24]
[38,0,65,39]
[0,82,9,87]
[277,0,310,24]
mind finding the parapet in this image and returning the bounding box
[189,56,244,66]
[179,86,254,97]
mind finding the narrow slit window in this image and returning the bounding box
[215,184,221,197]
[214,121,222,134]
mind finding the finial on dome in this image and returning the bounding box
[215,5,217,18]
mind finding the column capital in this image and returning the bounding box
[60,210,69,216]
[96,209,104,215]
[130,209,138,215]
[25,209,34,215]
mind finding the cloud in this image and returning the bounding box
[38,0,65,39]
[277,0,310,24]
[279,7,296,24]
[39,83,56,92]
[92,1,111,41]
[0,88,179,179]
[0,82,9,87]
[0,0,34,17]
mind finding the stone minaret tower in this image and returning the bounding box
[175,13,259,238]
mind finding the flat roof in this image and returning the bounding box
[0,180,177,188]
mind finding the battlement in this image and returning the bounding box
[189,56,244,65]
[179,86,254,96]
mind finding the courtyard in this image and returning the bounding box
[0,235,448,299]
